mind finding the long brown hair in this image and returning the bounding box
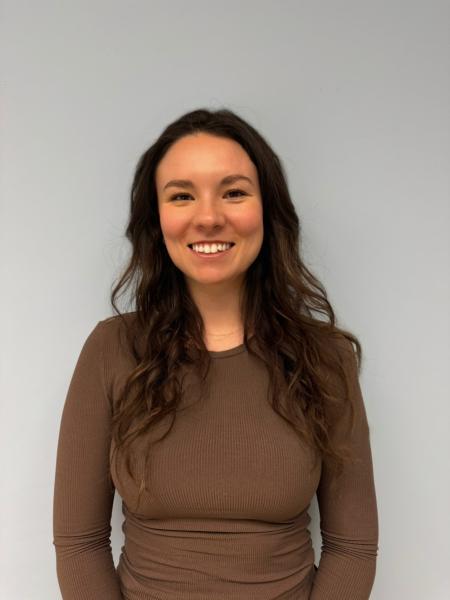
[108,107,363,509]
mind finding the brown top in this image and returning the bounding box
[53,314,378,599]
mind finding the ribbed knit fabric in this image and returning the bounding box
[53,313,378,599]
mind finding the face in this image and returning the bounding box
[155,133,264,292]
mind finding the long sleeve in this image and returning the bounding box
[309,339,379,599]
[52,321,123,599]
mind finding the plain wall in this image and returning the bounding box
[1,1,449,598]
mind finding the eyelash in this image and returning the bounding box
[169,189,247,201]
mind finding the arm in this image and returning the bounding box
[310,339,379,599]
[52,321,123,599]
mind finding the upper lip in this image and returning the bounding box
[188,240,235,245]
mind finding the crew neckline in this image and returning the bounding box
[208,342,247,358]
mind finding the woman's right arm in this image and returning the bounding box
[53,321,123,599]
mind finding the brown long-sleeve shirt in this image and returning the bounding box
[53,314,378,599]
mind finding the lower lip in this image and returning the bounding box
[187,244,235,259]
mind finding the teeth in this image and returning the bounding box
[191,242,232,254]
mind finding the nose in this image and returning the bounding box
[191,199,227,228]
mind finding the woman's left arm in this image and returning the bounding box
[309,339,379,599]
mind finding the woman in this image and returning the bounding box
[53,108,379,599]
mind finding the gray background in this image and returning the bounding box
[1,1,449,598]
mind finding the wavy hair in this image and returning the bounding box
[108,107,363,510]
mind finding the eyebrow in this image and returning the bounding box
[163,173,254,191]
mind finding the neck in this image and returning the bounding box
[187,276,245,337]
[206,326,243,337]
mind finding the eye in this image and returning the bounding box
[170,193,192,201]
[169,189,247,201]
[226,189,247,198]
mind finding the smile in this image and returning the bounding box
[187,243,235,259]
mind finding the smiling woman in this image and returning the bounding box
[155,132,264,311]
[53,107,378,600]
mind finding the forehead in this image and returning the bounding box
[155,133,257,187]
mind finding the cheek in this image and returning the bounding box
[232,206,263,238]
[159,210,187,239]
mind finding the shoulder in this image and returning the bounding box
[317,333,361,404]
[88,311,140,359]
[87,313,141,403]
[330,333,359,372]
[97,311,138,335]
